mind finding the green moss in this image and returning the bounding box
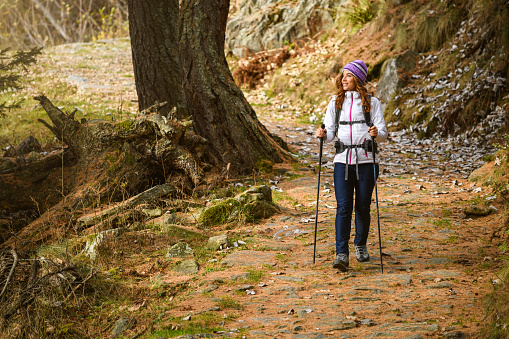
[86,233,98,243]
[198,186,279,226]
[114,119,135,132]
[198,198,240,226]
[124,150,135,166]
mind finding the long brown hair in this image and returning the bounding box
[334,73,371,116]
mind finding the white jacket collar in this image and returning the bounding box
[345,91,360,99]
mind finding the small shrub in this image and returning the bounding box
[344,0,377,26]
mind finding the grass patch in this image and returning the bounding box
[446,235,458,243]
[245,267,265,283]
[433,218,452,229]
[215,296,244,310]
[410,2,465,53]
[272,190,300,207]
[150,312,229,338]
[442,209,453,217]
[0,43,137,149]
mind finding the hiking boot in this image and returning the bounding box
[355,244,369,262]
[332,253,349,271]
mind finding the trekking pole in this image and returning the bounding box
[370,132,384,274]
[313,124,325,265]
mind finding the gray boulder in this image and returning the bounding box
[207,234,229,250]
[174,259,200,274]
[166,242,194,259]
[376,50,419,103]
[226,0,342,57]
[110,317,136,339]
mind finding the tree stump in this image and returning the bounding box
[0,95,205,250]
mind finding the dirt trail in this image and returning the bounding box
[163,122,501,338]
[34,40,503,338]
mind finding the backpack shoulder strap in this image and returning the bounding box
[335,105,340,136]
[363,94,373,127]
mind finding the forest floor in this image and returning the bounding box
[14,40,506,338]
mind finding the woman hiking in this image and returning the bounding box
[315,60,387,271]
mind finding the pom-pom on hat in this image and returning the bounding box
[343,60,368,83]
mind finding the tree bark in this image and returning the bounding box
[179,0,291,172]
[126,0,187,117]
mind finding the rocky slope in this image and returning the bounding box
[229,0,508,142]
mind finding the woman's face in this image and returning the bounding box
[342,70,356,91]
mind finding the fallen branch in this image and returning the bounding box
[63,269,96,304]
[0,250,18,299]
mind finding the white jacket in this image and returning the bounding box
[323,91,387,164]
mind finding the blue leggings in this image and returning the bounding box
[334,163,379,254]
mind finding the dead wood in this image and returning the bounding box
[0,95,206,251]
[0,250,17,298]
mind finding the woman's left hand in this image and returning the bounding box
[368,125,378,137]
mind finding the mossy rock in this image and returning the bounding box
[238,185,272,204]
[166,242,194,259]
[141,207,164,218]
[160,225,205,241]
[198,198,241,227]
[174,259,199,274]
[209,187,235,199]
[243,200,280,222]
[463,205,493,217]
[207,234,229,250]
[468,164,493,183]
[198,185,279,227]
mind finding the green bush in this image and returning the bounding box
[344,0,377,26]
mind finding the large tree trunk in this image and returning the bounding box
[0,96,204,251]
[179,0,291,172]
[126,0,187,117]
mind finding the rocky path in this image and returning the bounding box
[164,123,501,339]
[34,40,503,338]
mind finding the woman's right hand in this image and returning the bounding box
[315,127,327,139]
